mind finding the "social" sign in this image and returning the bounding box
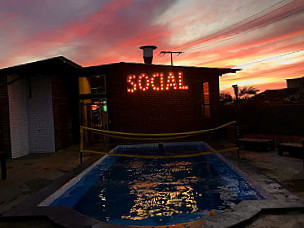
[127,72,188,93]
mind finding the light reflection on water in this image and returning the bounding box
[121,160,199,221]
[73,154,266,225]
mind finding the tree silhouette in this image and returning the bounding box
[220,92,233,103]
[232,85,259,100]
[239,86,259,98]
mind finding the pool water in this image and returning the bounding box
[44,142,272,226]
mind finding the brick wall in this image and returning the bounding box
[0,75,11,156]
[94,64,220,134]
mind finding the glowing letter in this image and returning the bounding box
[127,75,137,93]
[178,72,188,90]
[151,73,165,91]
[138,73,150,91]
[165,72,178,90]
[151,73,159,90]
[160,73,164,90]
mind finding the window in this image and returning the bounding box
[202,82,210,118]
[91,74,106,95]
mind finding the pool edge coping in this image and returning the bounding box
[38,152,115,207]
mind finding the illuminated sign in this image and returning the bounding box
[127,72,188,93]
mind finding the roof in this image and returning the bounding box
[0,56,82,76]
[0,56,240,77]
[84,62,240,76]
[286,76,304,81]
[251,87,301,104]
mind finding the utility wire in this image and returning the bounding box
[186,0,300,51]
[181,0,288,49]
[156,0,292,58]
[234,49,304,68]
[192,7,304,52]
[183,0,304,52]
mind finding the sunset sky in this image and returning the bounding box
[1,0,304,94]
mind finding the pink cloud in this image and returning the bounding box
[175,0,304,51]
[0,0,175,67]
[183,28,304,68]
[1,0,303,94]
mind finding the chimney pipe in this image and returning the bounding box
[139,45,157,64]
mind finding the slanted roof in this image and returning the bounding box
[0,56,82,76]
[84,62,240,77]
[1,57,240,77]
[251,87,301,104]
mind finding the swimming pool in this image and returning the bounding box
[39,142,273,226]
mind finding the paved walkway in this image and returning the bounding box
[0,142,304,227]
[223,146,304,199]
[0,146,101,216]
[220,143,304,227]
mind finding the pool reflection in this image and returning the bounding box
[94,157,223,223]
[73,154,266,225]
[121,161,199,221]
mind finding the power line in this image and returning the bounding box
[189,6,304,52]
[185,0,296,51]
[181,0,288,49]
[183,0,304,52]
[234,49,304,68]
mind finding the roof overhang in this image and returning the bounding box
[0,56,82,76]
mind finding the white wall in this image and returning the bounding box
[28,74,55,153]
[8,75,29,158]
[8,74,55,158]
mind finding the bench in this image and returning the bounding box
[237,138,275,151]
[0,151,7,180]
[278,141,304,158]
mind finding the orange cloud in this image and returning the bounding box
[1,0,304,94]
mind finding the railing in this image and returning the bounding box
[79,121,239,164]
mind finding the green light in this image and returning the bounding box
[103,105,107,112]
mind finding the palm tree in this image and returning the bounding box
[239,86,259,99]
[232,85,259,100]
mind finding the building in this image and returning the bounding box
[0,57,81,158]
[251,76,304,105]
[238,76,304,137]
[0,55,238,158]
[81,63,238,134]
[286,76,304,89]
